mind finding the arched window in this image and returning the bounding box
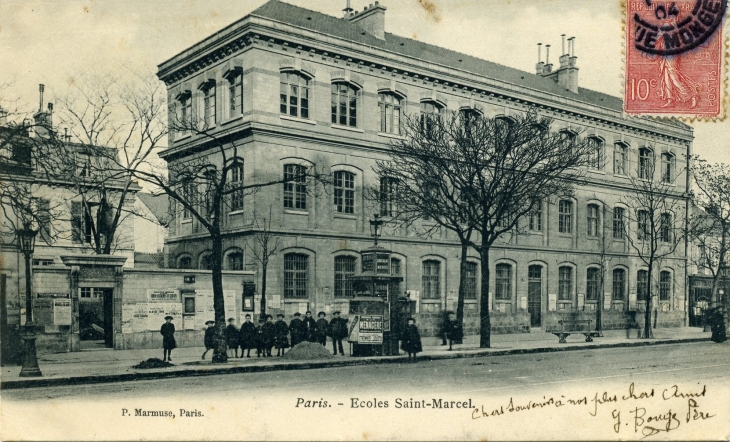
[199,252,213,270]
[227,250,243,270]
[587,204,600,237]
[637,210,650,240]
[637,270,648,300]
[226,70,243,118]
[586,267,600,300]
[284,253,309,299]
[280,72,310,119]
[420,100,443,137]
[638,147,654,180]
[459,108,482,135]
[559,129,577,147]
[379,177,399,217]
[334,256,357,298]
[659,270,671,300]
[495,263,512,300]
[331,82,359,127]
[334,171,355,214]
[283,164,307,210]
[390,258,401,276]
[464,262,478,299]
[177,255,193,269]
[612,268,626,300]
[229,160,244,211]
[422,260,441,299]
[558,266,573,300]
[176,91,192,136]
[613,207,625,238]
[201,81,216,127]
[614,142,628,175]
[558,200,573,233]
[587,137,603,170]
[661,153,674,183]
[378,92,403,134]
[660,213,672,242]
[529,199,542,232]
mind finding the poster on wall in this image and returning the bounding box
[357,315,383,344]
[520,296,527,310]
[53,299,72,325]
[269,295,281,309]
[603,293,612,310]
[629,292,638,311]
[224,290,236,322]
[195,290,215,329]
[548,293,557,311]
[34,300,54,326]
[147,303,182,330]
[147,289,180,303]
[577,293,585,310]
[183,315,195,330]
[121,304,135,333]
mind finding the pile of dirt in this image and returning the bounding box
[281,341,334,360]
[132,358,174,369]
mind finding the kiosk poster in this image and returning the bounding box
[629,292,638,311]
[147,289,180,303]
[53,299,72,325]
[603,292,612,310]
[357,315,383,344]
[121,304,134,333]
[548,293,558,311]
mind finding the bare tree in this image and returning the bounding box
[620,153,686,338]
[376,109,593,347]
[689,157,730,336]
[244,207,283,320]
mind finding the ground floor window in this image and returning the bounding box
[284,253,308,299]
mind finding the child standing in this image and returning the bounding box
[274,314,290,356]
[225,318,239,358]
[201,320,216,360]
[160,315,176,362]
[255,317,266,357]
[401,317,423,362]
[238,314,257,358]
[261,315,277,357]
[315,311,329,347]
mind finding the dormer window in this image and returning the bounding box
[331,82,360,127]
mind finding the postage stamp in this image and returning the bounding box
[624,0,727,119]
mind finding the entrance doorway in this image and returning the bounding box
[528,265,542,327]
[689,287,711,328]
[79,287,114,349]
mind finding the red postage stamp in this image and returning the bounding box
[625,0,727,118]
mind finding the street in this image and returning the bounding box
[2,342,728,440]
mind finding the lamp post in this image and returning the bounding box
[17,226,42,377]
[369,214,383,247]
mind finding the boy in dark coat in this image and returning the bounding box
[401,317,423,362]
[201,320,216,360]
[329,311,349,356]
[238,314,257,358]
[261,315,276,357]
[274,314,290,356]
[160,316,176,362]
[315,311,329,346]
[255,317,266,357]
[289,312,306,347]
[304,311,317,342]
[445,312,463,351]
[225,318,239,358]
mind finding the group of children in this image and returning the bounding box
[160,311,424,361]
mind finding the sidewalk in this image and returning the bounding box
[0,327,711,389]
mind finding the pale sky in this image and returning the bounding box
[1,0,728,163]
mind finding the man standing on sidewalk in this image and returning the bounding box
[289,312,306,347]
[329,311,348,356]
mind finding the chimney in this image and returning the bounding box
[347,2,387,40]
[535,43,545,75]
[33,84,54,138]
[538,36,579,93]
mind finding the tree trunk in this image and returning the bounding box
[260,259,268,321]
[211,231,228,363]
[455,241,469,339]
[479,245,491,348]
[643,262,654,339]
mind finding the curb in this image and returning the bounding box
[0,337,710,390]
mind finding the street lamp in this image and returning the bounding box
[369,214,384,247]
[16,226,42,377]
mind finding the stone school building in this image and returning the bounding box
[157,1,692,338]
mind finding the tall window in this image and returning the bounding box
[227,251,243,270]
[464,262,477,300]
[614,142,627,175]
[378,92,402,134]
[460,108,481,136]
[176,92,192,135]
[558,266,572,300]
[659,271,671,300]
[284,253,308,299]
[229,161,244,211]
[380,177,398,217]
[227,71,243,118]
[558,200,573,234]
[283,164,307,210]
[587,204,599,237]
[613,207,625,238]
[422,260,441,299]
[660,213,671,242]
[334,256,357,298]
[529,200,542,231]
[638,148,653,180]
[637,270,648,300]
[637,210,650,240]
[586,268,600,300]
[420,101,442,138]
[182,180,194,220]
[202,82,216,127]
[661,153,674,183]
[331,82,359,127]
[495,263,512,300]
[588,137,603,170]
[612,268,626,300]
[390,258,401,275]
[280,72,310,119]
[333,171,355,214]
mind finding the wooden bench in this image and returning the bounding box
[547,320,600,343]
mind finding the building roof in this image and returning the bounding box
[136,193,170,226]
